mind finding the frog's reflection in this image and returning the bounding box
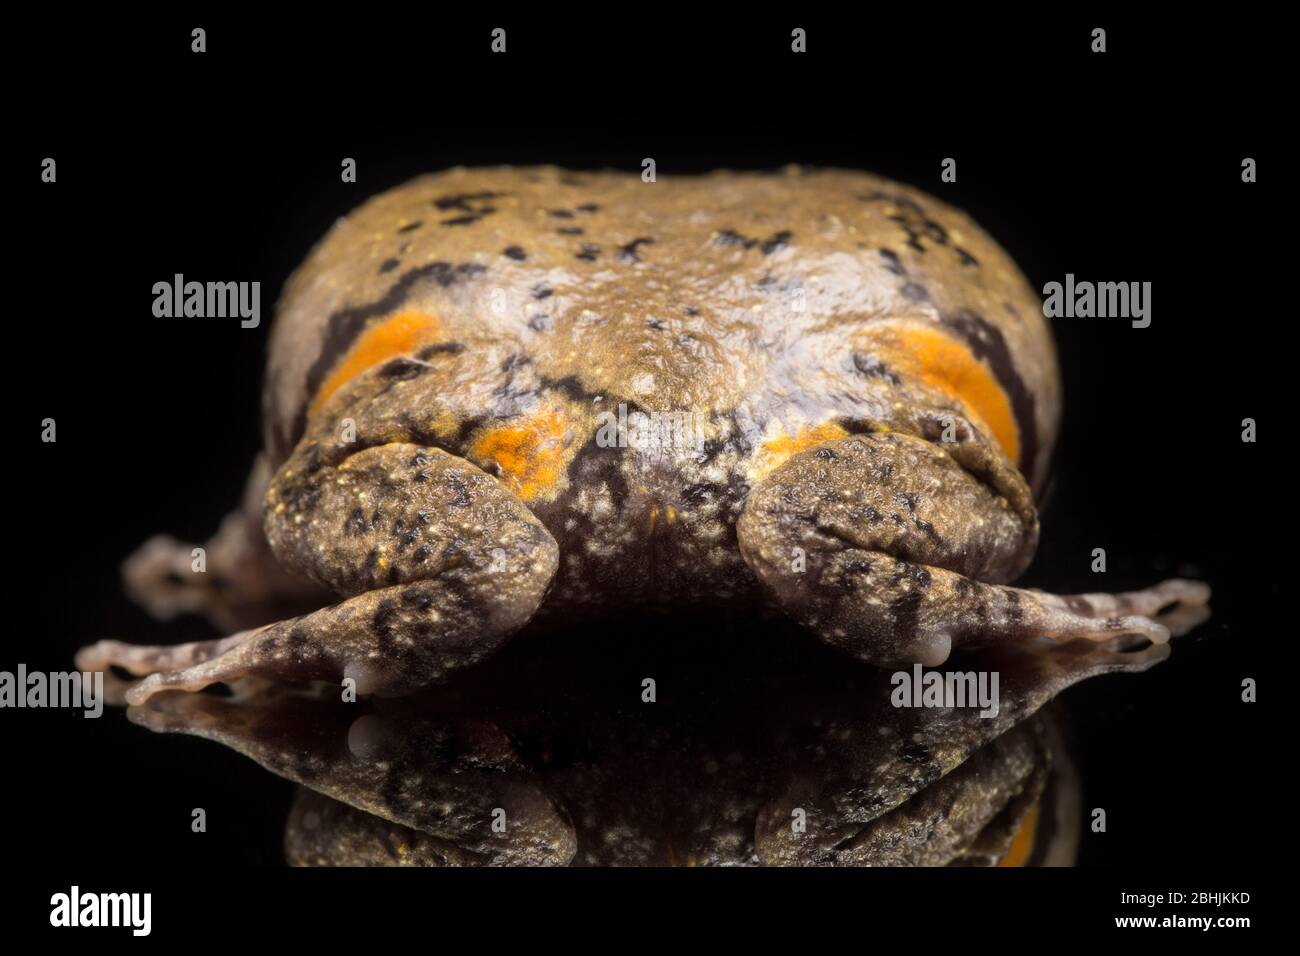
[123,618,1171,866]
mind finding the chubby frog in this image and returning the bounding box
[79,166,1207,724]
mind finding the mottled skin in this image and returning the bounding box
[125,630,1149,867]
[79,166,1211,864]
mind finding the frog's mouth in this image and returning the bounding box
[117,609,1159,867]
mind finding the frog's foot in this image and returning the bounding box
[79,443,558,704]
[123,456,328,632]
[1027,579,1212,639]
[76,632,248,680]
[738,434,1212,667]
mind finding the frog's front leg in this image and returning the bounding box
[737,432,1209,666]
[78,443,558,704]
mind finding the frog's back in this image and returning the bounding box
[264,166,1060,493]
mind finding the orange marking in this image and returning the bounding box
[309,310,443,415]
[754,421,849,478]
[863,324,1020,464]
[997,801,1040,867]
[469,409,571,501]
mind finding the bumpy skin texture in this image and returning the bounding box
[259,165,1060,610]
[126,632,1159,867]
[81,168,1211,864]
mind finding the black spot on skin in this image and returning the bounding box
[646,318,667,331]
[576,243,600,262]
[346,507,368,536]
[714,229,758,249]
[761,230,792,255]
[900,282,929,303]
[549,208,575,219]
[813,447,837,461]
[852,352,901,385]
[416,342,466,360]
[895,562,932,590]
[914,516,942,544]
[286,628,309,654]
[861,191,951,255]
[895,492,919,512]
[540,375,600,403]
[879,249,907,275]
[532,284,553,300]
[372,599,400,649]
[680,482,718,504]
[528,314,552,332]
[503,245,527,261]
[955,246,979,267]
[1004,588,1025,623]
[683,306,699,316]
[576,202,599,213]
[414,544,433,562]
[441,211,494,227]
[377,357,426,380]
[397,220,423,234]
[446,473,472,508]
[890,589,925,635]
[557,226,584,236]
[433,191,503,212]
[618,237,656,262]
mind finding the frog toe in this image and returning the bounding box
[75,633,247,679]
[1029,578,1211,619]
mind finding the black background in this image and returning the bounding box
[7,9,1277,934]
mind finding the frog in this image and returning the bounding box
[76,164,1210,707]
[122,615,1158,866]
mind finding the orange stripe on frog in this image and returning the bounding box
[755,422,850,479]
[861,323,1020,465]
[997,801,1040,867]
[309,310,444,415]
[469,409,573,502]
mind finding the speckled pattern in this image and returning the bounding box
[124,633,1167,866]
[80,166,1209,729]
